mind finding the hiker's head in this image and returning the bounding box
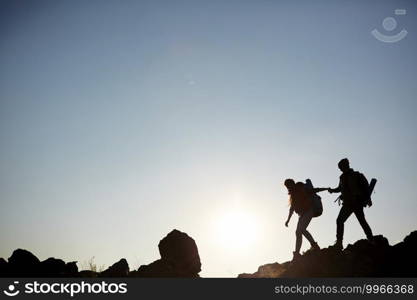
[284,178,296,192]
[338,158,350,172]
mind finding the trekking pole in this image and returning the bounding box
[369,178,377,195]
[367,178,377,207]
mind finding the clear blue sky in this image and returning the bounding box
[1,0,416,277]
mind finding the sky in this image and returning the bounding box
[1,0,417,277]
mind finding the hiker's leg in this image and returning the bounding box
[301,210,316,245]
[354,207,373,239]
[303,229,315,245]
[296,211,315,251]
[336,205,353,242]
[295,216,303,254]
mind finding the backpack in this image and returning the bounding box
[354,171,371,206]
[291,182,311,215]
[305,179,323,217]
[312,194,323,217]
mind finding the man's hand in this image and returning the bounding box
[285,220,289,227]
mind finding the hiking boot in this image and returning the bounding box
[332,240,343,251]
[367,236,376,245]
[310,242,320,251]
[292,251,301,261]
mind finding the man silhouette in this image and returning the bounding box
[329,158,373,250]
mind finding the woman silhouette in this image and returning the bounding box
[284,179,328,260]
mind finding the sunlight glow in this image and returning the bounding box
[214,211,259,252]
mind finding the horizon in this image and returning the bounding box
[1,0,417,277]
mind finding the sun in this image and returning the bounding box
[214,210,259,251]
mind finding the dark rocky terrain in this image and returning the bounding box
[0,229,201,278]
[238,230,417,278]
[1,229,416,278]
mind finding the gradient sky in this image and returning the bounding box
[1,0,417,277]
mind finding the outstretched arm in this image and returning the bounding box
[328,181,341,193]
[305,179,328,194]
[313,187,330,193]
[285,207,294,227]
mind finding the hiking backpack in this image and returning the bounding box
[311,194,323,217]
[354,172,377,207]
[291,182,311,215]
[305,179,323,217]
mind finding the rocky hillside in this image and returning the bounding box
[0,229,201,278]
[238,230,417,278]
[2,229,416,278]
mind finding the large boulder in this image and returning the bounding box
[100,259,129,277]
[134,229,201,277]
[158,229,201,276]
[7,249,41,276]
[2,249,79,277]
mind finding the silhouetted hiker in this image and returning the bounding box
[328,158,374,250]
[284,179,329,260]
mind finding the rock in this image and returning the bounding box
[403,230,417,246]
[135,229,201,277]
[128,270,139,277]
[281,246,348,277]
[39,258,67,277]
[1,249,79,277]
[158,229,201,276]
[1,229,200,278]
[343,235,391,277]
[65,261,79,276]
[100,259,129,277]
[238,231,417,278]
[135,259,176,277]
[78,270,98,278]
[390,230,417,277]
[7,249,41,276]
[238,262,286,278]
[0,258,9,276]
